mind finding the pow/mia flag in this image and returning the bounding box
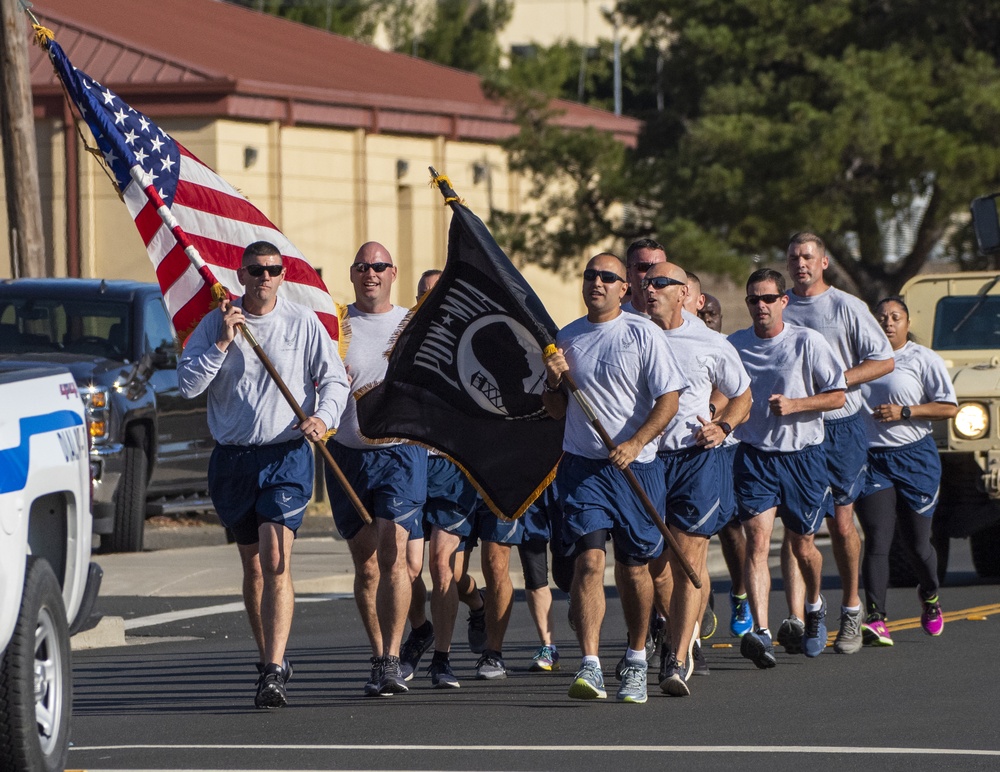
[355,202,564,519]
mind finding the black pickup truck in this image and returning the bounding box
[0,279,214,552]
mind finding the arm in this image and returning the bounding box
[177,309,228,398]
[696,388,752,448]
[609,390,679,469]
[298,328,351,440]
[844,357,894,388]
[542,348,569,420]
[872,401,958,423]
[768,389,846,416]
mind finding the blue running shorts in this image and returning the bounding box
[469,501,524,545]
[659,446,725,536]
[326,441,427,540]
[556,452,666,563]
[209,438,313,545]
[734,443,832,536]
[862,435,941,518]
[717,441,739,527]
[823,412,868,507]
[423,455,478,539]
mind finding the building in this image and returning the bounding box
[2,0,639,323]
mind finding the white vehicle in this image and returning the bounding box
[0,364,102,772]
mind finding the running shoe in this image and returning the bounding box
[740,629,777,669]
[254,663,288,709]
[616,659,648,703]
[467,590,487,654]
[729,591,753,638]
[530,644,560,672]
[475,650,508,680]
[691,639,710,676]
[701,593,717,640]
[776,616,805,654]
[400,623,435,681]
[685,621,700,680]
[803,596,828,658]
[646,613,667,660]
[568,662,607,700]
[364,656,383,697]
[427,658,461,688]
[255,657,293,684]
[861,613,894,647]
[834,606,863,654]
[659,654,690,696]
[920,593,944,636]
[378,655,409,695]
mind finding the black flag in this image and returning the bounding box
[356,198,564,519]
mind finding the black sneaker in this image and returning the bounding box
[378,655,409,695]
[701,593,717,640]
[428,658,461,688]
[400,623,435,681]
[364,656,383,697]
[740,629,777,669]
[256,658,293,685]
[468,590,487,654]
[254,663,288,709]
[646,613,667,661]
[475,650,507,680]
[659,654,690,697]
[776,616,805,655]
[691,639,710,676]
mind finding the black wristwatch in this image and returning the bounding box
[719,421,733,435]
[543,379,562,393]
[900,406,911,420]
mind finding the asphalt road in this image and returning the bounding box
[70,536,1000,772]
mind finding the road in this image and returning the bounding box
[70,531,1000,772]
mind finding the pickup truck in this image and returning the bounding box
[0,279,214,552]
[0,363,102,772]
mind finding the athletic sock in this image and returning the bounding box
[582,655,600,668]
[431,650,449,663]
[625,647,645,663]
[757,627,771,638]
[412,620,433,638]
[805,598,823,613]
[842,604,861,614]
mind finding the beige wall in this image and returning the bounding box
[2,115,590,327]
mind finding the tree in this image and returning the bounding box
[399,0,512,74]
[501,1,1000,302]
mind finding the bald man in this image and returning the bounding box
[544,252,685,704]
[327,241,428,697]
[644,262,752,695]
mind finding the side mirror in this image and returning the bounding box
[149,345,176,369]
[971,194,1000,255]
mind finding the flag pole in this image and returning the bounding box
[30,20,371,526]
[428,167,700,589]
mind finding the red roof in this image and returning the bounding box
[27,0,640,145]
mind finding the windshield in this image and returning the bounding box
[0,298,130,358]
[933,296,1000,350]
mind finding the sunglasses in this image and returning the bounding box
[631,261,656,272]
[243,264,284,278]
[746,294,783,305]
[642,276,686,290]
[583,269,626,284]
[352,262,393,273]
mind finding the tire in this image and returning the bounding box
[0,558,72,772]
[105,426,148,553]
[970,521,1000,578]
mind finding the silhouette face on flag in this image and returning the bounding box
[356,203,564,519]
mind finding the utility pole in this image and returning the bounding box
[0,0,45,277]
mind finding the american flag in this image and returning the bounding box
[46,39,339,341]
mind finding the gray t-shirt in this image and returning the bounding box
[336,304,410,449]
[784,287,893,420]
[658,318,751,451]
[728,323,845,452]
[178,296,348,446]
[557,311,687,463]
[860,341,957,448]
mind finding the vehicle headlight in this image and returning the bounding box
[81,387,110,442]
[954,402,989,440]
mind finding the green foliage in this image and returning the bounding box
[504,0,1000,301]
[395,0,513,74]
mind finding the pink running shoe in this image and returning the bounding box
[920,594,944,636]
[861,614,894,647]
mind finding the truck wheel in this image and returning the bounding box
[106,426,148,553]
[0,558,72,772]
[970,521,1000,577]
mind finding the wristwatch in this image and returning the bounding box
[719,421,733,435]
[543,379,562,393]
[901,406,911,420]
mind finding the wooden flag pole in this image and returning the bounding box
[237,323,372,525]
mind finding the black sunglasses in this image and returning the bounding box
[352,262,393,273]
[642,276,686,290]
[243,264,284,278]
[583,269,626,284]
[631,261,656,272]
[746,294,783,305]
